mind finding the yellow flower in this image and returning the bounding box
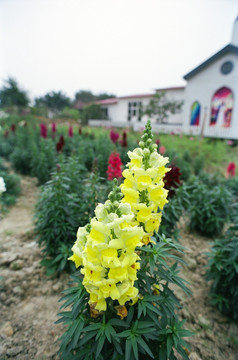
[98,283,120,300]
[68,253,82,268]
[101,248,121,268]
[145,213,162,233]
[108,266,128,282]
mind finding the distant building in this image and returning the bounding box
[183,16,238,139]
[91,16,238,139]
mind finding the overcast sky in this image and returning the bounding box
[0,0,237,101]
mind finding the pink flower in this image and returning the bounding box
[107,152,123,180]
[226,162,236,178]
[68,126,73,137]
[227,140,233,146]
[110,130,120,144]
[40,123,47,138]
[159,145,166,155]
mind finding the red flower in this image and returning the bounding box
[68,126,73,137]
[110,130,120,144]
[107,152,123,180]
[78,127,82,135]
[164,165,181,197]
[56,135,65,153]
[120,131,128,147]
[226,162,236,178]
[40,123,47,138]
[155,138,160,145]
[10,124,16,132]
[52,122,56,133]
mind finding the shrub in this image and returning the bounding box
[159,190,184,240]
[30,138,57,185]
[0,170,21,207]
[0,132,15,158]
[10,127,37,175]
[206,202,238,319]
[35,156,109,275]
[184,176,232,237]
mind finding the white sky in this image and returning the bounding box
[0,0,237,101]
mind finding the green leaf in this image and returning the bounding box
[166,335,173,357]
[137,336,154,358]
[96,335,106,358]
[125,339,132,360]
[131,337,139,360]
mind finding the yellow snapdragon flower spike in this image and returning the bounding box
[69,184,145,312]
[120,121,170,242]
[69,121,170,315]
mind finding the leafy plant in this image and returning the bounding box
[57,121,192,360]
[183,176,232,237]
[30,138,57,185]
[58,235,192,360]
[0,169,21,207]
[35,156,109,275]
[206,202,238,319]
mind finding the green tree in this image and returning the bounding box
[144,91,183,124]
[0,77,29,108]
[34,91,71,112]
[96,92,116,100]
[74,90,116,104]
[74,90,95,104]
[81,103,103,124]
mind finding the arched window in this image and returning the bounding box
[210,87,233,128]
[190,101,200,126]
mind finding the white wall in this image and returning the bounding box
[183,53,238,139]
[99,89,184,128]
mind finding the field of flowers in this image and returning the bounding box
[0,115,238,360]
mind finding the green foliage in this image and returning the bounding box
[35,91,71,112]
[0,77,29,108]
[0,131,16,159]
[34,157,109,274]
[10,127,36,175]
[159,187,185,240]
[58,107,80,121]
[206,202,238,319]
[81,104,103,124]
[57,235,192,359]
[144,91,183,124]
[30,138,57,185]
[74,90,115,104]
[0,166,21,208]
[182,176,232,237]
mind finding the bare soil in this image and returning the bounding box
[0,175,238,360]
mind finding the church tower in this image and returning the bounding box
[231,16,238,46]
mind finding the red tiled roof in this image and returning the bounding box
[155,86,185,92]
[96,98,118,105]
[118,93,155,100]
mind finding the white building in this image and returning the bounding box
[182,16,238,139]
[91,16,238,139]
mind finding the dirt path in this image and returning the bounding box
[0,175,238,360]
[0,176,69,359]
